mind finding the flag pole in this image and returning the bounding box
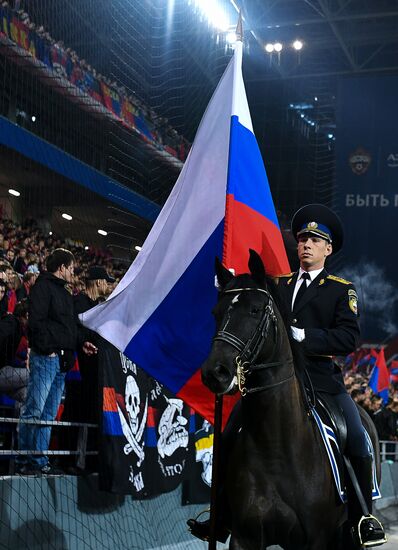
[208,12,243,549]
[208,393,223,550]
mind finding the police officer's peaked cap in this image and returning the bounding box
[291,204,343,253]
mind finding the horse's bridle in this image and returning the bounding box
[213,287,293,396]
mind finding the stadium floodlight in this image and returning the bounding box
[98,229,107,236]
[293,40,303,51]
[265,43,274,53]
[135,245,142,252]
[226,31,237,44]
[84,246,89,250]
[328,133,334,139]
[274,42,283,52]
[314,96,318,101]
[31,115,36,122]
[192,0,230,31]
[8,189,20,197]
[49,231,53,236]
[62,213,72,221]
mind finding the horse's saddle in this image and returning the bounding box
[312,393,381,504]
[316,392,348,452]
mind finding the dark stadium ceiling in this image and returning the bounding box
[240,0,398,81]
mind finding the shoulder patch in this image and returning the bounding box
[326,274,352,285]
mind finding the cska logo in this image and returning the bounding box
[348,147,371,175]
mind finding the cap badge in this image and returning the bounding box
[307,221,318,229]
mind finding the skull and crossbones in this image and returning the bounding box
[117,375,148,466]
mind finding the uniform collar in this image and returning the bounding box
[298,266,324,282]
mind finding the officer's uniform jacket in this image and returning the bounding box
[277,269,360,394]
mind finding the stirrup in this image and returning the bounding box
[187,508,210,537]
[190,508,210,523]
[187,508,230,544]
[358,514,387,547]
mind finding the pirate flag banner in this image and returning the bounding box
[99,341,196,496]
[182,416,213,505]
[99,342,151,496]
[144,383,196,495]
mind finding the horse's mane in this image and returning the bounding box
[224,271,307,376]
[265,275,307,377]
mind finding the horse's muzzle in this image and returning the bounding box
[202,361,237,395]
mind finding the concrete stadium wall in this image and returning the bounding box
[0,475,207,550]
[0,463,397,550]
[376,461,398,510]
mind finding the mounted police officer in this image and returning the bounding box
[278,204,386,547]
[188,204,386,548]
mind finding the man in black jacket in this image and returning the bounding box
[17,248,96,475]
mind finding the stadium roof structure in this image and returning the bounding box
[232,0,398,82]
[3,0,397,246]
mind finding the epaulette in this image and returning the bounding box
[326,274,352,285]
[272,272,295,286]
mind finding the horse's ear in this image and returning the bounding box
[248,249,266,283]
[215,257,233,289]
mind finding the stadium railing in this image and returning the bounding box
[379,440,398,463]
[0,416,98,474]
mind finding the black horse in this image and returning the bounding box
[201,250,380,550]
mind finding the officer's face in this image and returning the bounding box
[297,234,332,270]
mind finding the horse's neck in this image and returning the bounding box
[241,307,312,442]
[242,376,311,453]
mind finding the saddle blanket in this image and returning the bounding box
[312,409,381,504]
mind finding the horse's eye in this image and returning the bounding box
[251,307,261,315]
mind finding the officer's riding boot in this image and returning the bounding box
[186,493,230,544]
[349,455,387,547]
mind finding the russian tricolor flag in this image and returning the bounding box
[369,348,390,404]
[81,36,289,423]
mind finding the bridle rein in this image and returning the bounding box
[213,287,294,396]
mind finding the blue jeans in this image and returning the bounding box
[18,352,66,468]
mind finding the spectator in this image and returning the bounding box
[5,249,15,265]
[17,248,97,475]
[0,299,29,407]
[0,264,12,285]
[16,271,37,301]
[14,247,28,274]
[7,270,20,313]
[26,264,40,276]
[0,281,8,316]
[75,265,113,311]
[62,266,114,472]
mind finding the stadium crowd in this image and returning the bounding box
[0,214,396,473]
[0,215,125,473]
[0,0,190,161]
[344,367,398,448]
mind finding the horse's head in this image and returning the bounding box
[202,249,290,396]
